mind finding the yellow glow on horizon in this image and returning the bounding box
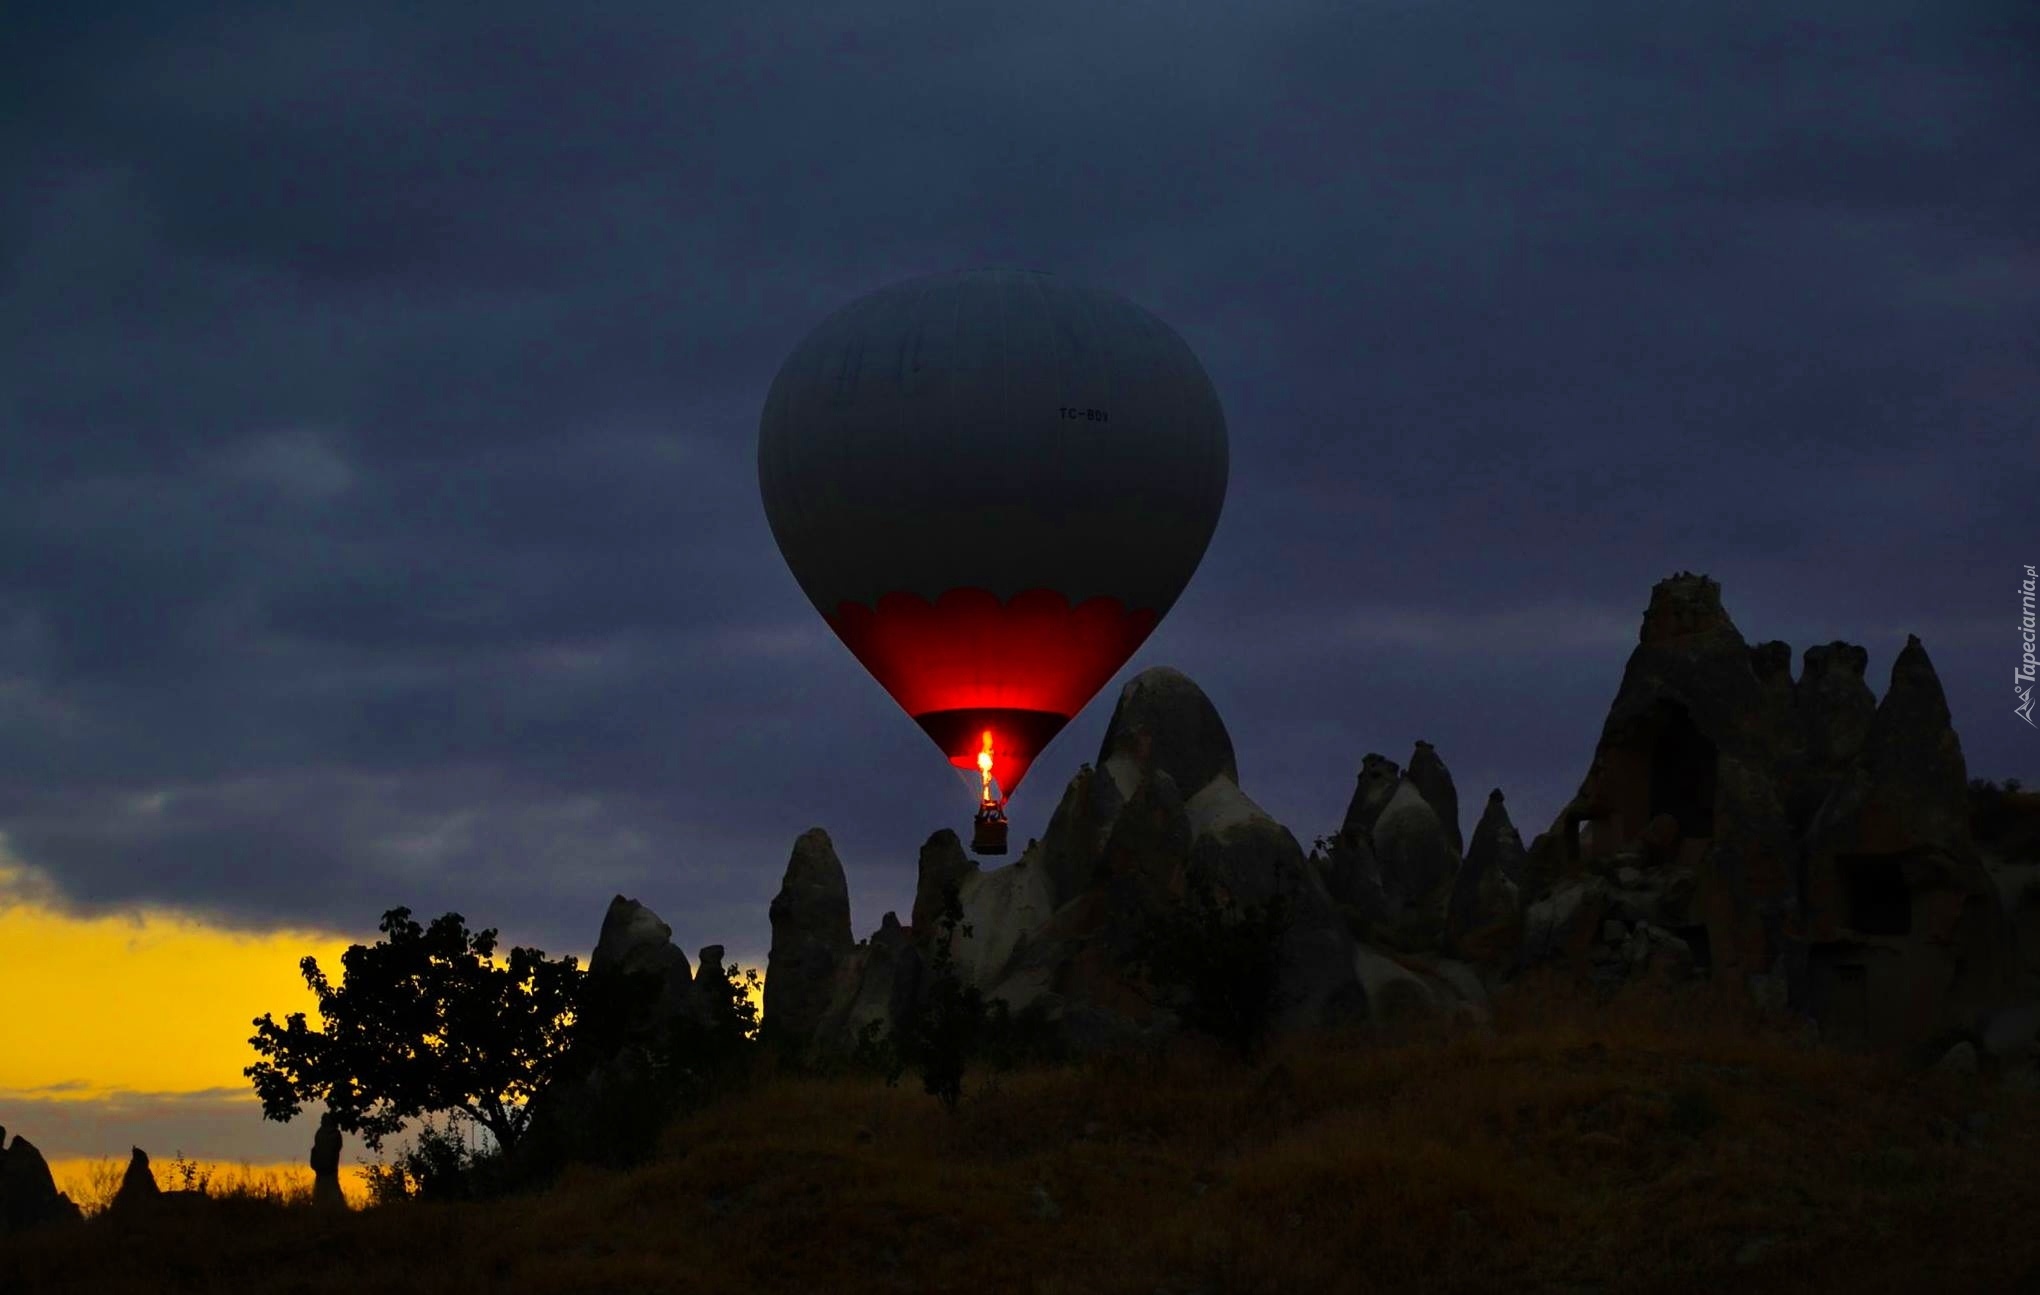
[0,868,357,1099]
[1,850,765,1182]
[46,1157,376,1211]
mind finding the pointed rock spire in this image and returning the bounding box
[1036,763,1119,909]
[113,1147,159,1210]
[1339,753,1401,846]
[1405,740,1463,856]
[764,828,855,1051]
[912,829,976,935]
[1446,789,1523,964]
[1799,641,1875,772]
[1859,635,1972,850]
[1466,788,1528,889]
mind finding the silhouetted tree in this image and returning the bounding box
[245,908,579,1161]
[361,1111,504,1205]
[695,960,765,1068]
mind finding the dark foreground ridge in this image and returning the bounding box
[6,1000,2040,1293]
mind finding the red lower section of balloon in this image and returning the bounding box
[913,708,1070,799]
[825,588,1161,797]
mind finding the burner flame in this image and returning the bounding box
[977,730,999,807]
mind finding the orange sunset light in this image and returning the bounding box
[0,845,766,1212]
[0,863,354,1100]
[0,848,570,1209]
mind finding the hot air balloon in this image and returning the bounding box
[758,268,1228,854]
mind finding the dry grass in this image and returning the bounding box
[5,977,2037,1294]
[50,1157,374,1216]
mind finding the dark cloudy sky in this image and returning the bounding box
[5,0,2036,970]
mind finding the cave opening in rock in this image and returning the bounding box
[1837,854,1912,936]
[1647,701,1717,839]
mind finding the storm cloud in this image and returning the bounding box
[4,0,2035,964]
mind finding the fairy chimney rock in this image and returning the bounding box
[1340,754,1402,846]
[1405,741,1464,857]
[765,828,856,1049]
[1096,667,1239,801]
[912,828,977,935]
[1639,571,1733,644]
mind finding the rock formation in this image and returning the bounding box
[311,1113,346,1210]
[1094,666,1239,799]
[592,896,689,977]
[1405,741,1464,856]
[113,1146,160,1210]
[1370,780,1459,938]
[1182,771,1371,1032]
[522,894,745,1172]
[664,573,2034,1079]
[1792,641,1875,831]
[1750,639,1794,712]
[1510,573,2025,1060]
[1798,635,2016,1055]
[810,821,1061,1058]
[1035,763,1120,910]
[1446,789,1524,967]
[695,944,726,992]
[911,829,977,936]
[587,894,709,1037]
[797,668,1514,1056]
[969,721,1208,1049]
[1338,754,1402,848]
[812,910,924,1054]
[1521,573,1800,1003]
[763,828,856,1052]
[1082,669,1382,1032]
[948,843,1057,989]
[1315,827,1385,916]
[1468,788,1529,890]
[0,1129,83,1233]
